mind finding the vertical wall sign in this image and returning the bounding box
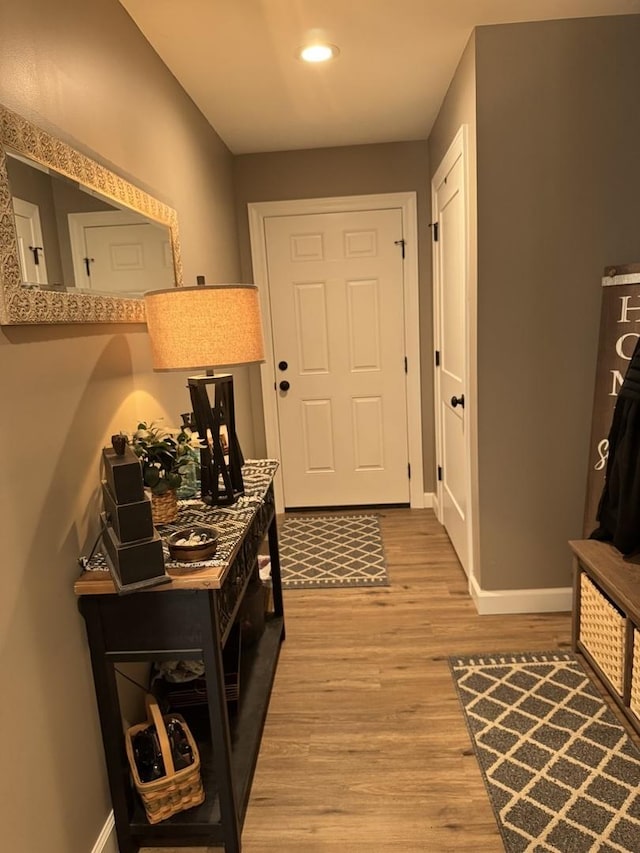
[583,263,640,535]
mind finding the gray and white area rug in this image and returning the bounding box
[279,514,388,589]
[449,652,640,852]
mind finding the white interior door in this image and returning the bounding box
[433,131,470,574]
[12,197,49,285]
[68,211,174,293]
[264,208,410,508]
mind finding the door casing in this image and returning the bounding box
[249,192,423,513]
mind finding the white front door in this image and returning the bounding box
[263,208,410,508]
[68,211,174,293]
[433,129,470,574]
[12,197,49,285]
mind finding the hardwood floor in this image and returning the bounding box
[244,507,572,852]
[146,507,573,853]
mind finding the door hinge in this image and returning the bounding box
[404,356,408,373]
[437,465,442,482]
[435,350,440,367]
[429,221,439,242]
[408,463,411,479]
[394,238,406,259]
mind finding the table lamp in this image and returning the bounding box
[144,279,265,506]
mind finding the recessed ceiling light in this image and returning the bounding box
[299,43,339,63]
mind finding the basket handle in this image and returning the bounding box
[145,693,176,776]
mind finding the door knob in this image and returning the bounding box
[451,394,465,408]
[278,360,288,371]
[279,380,290,391]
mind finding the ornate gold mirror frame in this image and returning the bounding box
[0,104,182,324]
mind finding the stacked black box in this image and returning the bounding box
[101,445,168,592]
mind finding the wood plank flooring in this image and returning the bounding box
[144,507,573,853]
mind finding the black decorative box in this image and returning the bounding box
[102,482,154,544]
[102,446,145,505]
[102,523,166,589]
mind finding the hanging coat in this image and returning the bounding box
[591,335,640,555]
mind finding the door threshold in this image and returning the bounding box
[284,503,410,513]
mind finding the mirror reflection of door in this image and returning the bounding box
[12,197,49,285]
[68,211,174,294]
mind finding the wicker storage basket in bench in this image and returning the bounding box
[125,694,204,824]
[631,628,640,722]
[579,573,625,695]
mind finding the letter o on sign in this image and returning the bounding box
[615,332,640,360]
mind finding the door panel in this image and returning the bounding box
[434,147,469,573]
[352,397,384,468]
[443,403,466,517]
[265,208,409,507]
[348,280,380,369]
[441,171,465,383]
[302,399,335,471]
[295,282,329,371]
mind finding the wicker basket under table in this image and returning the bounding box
[125,694,204,824]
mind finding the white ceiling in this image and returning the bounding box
[120,0,640,154]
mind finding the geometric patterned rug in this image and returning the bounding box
[279,514,388,589]
[449,652,640,853]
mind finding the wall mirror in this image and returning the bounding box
[0,104,182,324]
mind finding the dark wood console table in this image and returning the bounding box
[75,460,285,853]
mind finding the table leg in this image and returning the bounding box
[267,517,285,638]
[198,591,242,852]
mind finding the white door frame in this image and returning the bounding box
[249,192,424,513]
[431,125,479,591]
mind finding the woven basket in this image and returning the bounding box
[579,573,625,695]
[631,628,640,722]
[151,490,179,525]
[125,694,204,824]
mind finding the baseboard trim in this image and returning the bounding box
[469,575,573,615]
[423,491,435,509]
[91,811,116,853]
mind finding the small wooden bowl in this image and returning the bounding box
[167,526,219,562]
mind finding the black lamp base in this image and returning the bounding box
[187,374,244,506]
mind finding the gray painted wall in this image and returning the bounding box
[0,2,240,851]
[473,16,640,590]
